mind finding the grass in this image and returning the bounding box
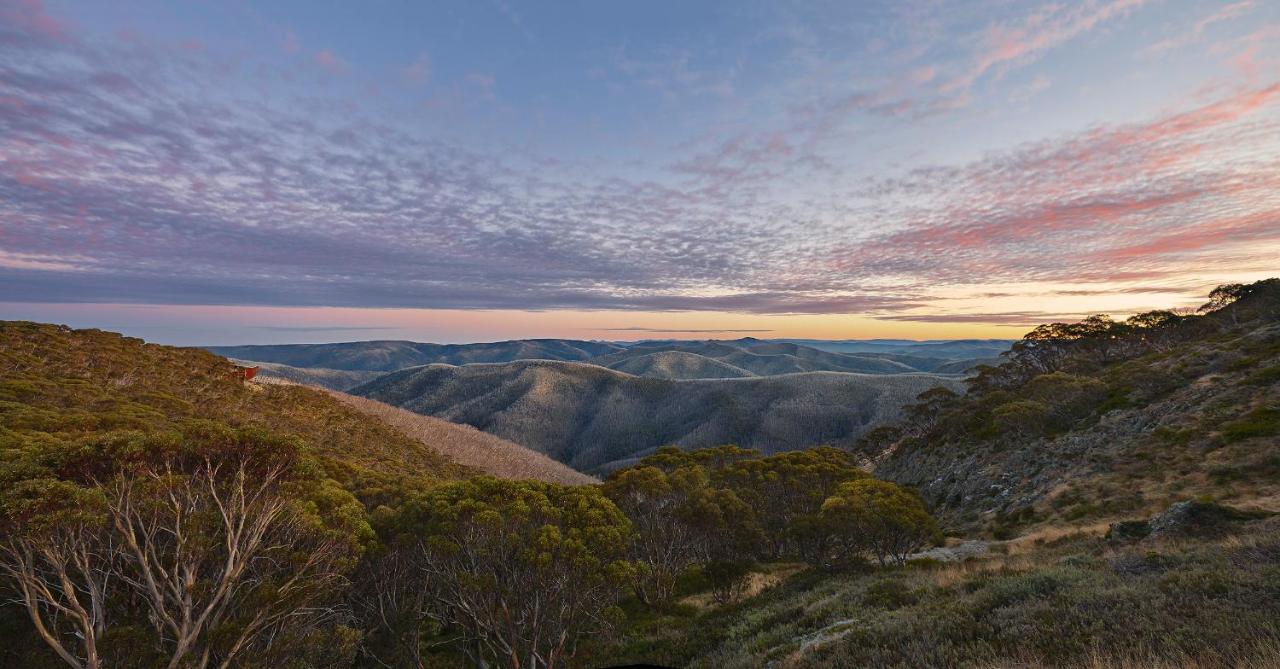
[0,321,470,506]
[596,516,1280,669]
[1221,405,1280,443]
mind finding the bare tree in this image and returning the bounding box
[0,521,115,669]
[107,457,352,669]
[350,546,434,669]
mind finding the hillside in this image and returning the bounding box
[604,350,755,379]
[789,338,1014,358]
[323,391,597,485]
[352,360,962,472]
[595,280,1280,669]
[233,359,385,390]
[207,338,622,371]
[869,279,1280,532]
[0,322,470,504]
[591,338,926,376]
[209,336,1004,381]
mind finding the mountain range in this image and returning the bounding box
[351,360,963,473]
[209,336,997,472]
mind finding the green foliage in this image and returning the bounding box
[602,463,762,606]
[1220,405,1280,443]
[702,559,756,604]
[822,479,938,565]
[601,519,1280,668]
[402,477,634,668]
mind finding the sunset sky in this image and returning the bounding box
[1,0,1277,345]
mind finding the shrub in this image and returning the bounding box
[822,479,939,566]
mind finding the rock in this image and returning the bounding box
[908,540,989,563]
[1147,500,1270,539]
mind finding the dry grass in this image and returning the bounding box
[324,390,597,485]
[1002,521,1113,555]
[679,563,807,610]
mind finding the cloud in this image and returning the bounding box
[1144,1,1255,55]
[941,0,1147,97]
[0,3,1275,326]
[0,0,65,42]
[314,49,346,74]
[877,311,1082,326]
[403,51,431,84]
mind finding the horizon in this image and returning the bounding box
[2,1,1278,345]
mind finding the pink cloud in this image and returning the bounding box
[1144,1,1255,55]
[0,0,65,40]
[832,82,1280,285]
[314,49,347,74]
[1098,207,1280,260]
[942,0,1146,95]
[403,51,431,84]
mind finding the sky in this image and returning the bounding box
[1,0,1277,345]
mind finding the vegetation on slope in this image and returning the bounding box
[864,279,1280,533]
[602,516,1280,668]
[236,359,385,390]
[0,322,468,501]
[354,360,962,472]
[591,338,926,376]
[324,391,597,485]
[604,350,755,379]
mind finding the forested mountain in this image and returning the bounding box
[209,336,1008,380]
[352,360,962,472]
[208,338,624,371]
[591,338,926,375]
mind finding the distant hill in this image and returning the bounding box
[603,350,755,379]
[352,360,963,473]
[207,338,623,372]
[783,338,1014,359]
[232,359,384,390]
[208,337,1008,380]
[594,339,923,376]
[323,391,596,485]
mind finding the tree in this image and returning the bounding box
[407,477,633,669]
[821,480,937,566]
[0,425,370,669]
[106,451,364,669]
[992,400,1052,438]
[602,464,759,607]
[702,559,754,604]
[1200,283,1248,315]
[716,448,867,559]
[0,480,113,669]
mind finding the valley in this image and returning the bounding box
[214,336,993,472]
